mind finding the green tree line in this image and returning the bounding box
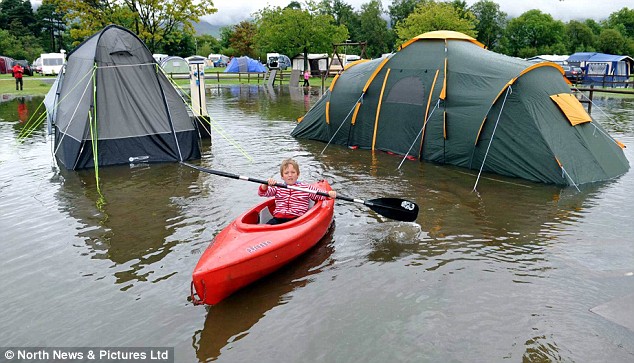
[1,0,633,64]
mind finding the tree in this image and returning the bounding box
[319,0,361,42]
[286,1,302,10]
[449,0,470,20]
[217,25,238,56]
[596,28,628,54]
[56,0,136,46]
[161,29,195,56]
[584,19,602,36]
[254,4,348,69]
[230,21,258,58]
[388,0,420,28]
[0,0,38,36]
[35,0,68,53]
[0,29,44,60]
[502,10,566,57]
[57,0,217,52]
[566,20,596,53]
[358,0,390,58]
[394,0,477,45]
[218,26,233,50]
[605,7,634,38]
[470,0,507,51]
[196,34,221,56]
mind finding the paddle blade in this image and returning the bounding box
[365,198,419,222]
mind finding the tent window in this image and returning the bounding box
[587,63,607,75]
[110,50,133,56]
[385,76,425,106]
[550,93,592,126]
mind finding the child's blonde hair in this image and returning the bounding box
[280,158,300,176]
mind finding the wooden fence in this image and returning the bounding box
[573,83,634,114]
[168,70,333,89]
[573,73,633,89]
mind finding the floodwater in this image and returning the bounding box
[1,87,633,362]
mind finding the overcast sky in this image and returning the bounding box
[202,0,632,26]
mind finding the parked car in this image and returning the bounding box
[562,65,583,82]
[13,60,33,76]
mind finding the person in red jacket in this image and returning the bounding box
[12,63,24,91]
[258,158,336,225]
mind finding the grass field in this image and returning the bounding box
[0,71,332,97]
[0,74,57,96]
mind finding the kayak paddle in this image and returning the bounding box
[182,162,419,222]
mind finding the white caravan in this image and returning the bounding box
[40,52,66,76]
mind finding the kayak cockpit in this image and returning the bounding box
[240,198,317,225]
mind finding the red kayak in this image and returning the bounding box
[191,180,334,305]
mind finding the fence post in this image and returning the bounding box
[588,84,594,115]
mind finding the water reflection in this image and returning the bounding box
[0,95,45,136]
[589,96,634,134]
[193,229,335,362]
[207,85,323,121]
[53,162,200,287]
[523,334,564,362]
[17,97,28,123]
[297,134,608,272]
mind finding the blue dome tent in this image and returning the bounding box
[224,56,266,73]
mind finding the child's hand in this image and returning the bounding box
[267,178,277,186]
[328,190,336,199]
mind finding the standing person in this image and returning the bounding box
[258,158,336,225]
[12,62,24,91]
[303,70,310,87]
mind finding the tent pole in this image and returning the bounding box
[398,100,440,170]
[418,69,440,160]
[154,63,184,161]
[320,93,364,155]
[371,68,391,151]
[472,86,512,192]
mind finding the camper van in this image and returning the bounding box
[266,53,291,70]
[40,53,65,76]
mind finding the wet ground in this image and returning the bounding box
[1,87,633,362]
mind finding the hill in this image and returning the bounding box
[194,20,222,37]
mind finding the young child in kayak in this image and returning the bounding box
[258,158,336,225]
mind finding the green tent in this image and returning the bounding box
[160,56,190,75]
[292,31,629,186]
